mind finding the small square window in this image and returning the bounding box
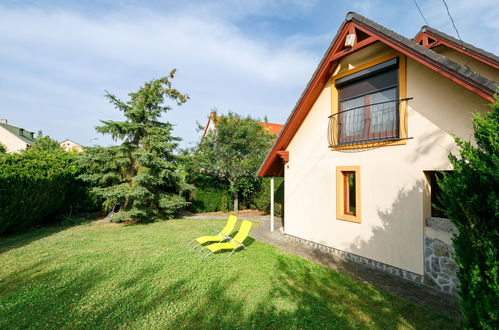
[336,166,361,223]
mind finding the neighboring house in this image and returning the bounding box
[258,12,497,294]
[202,112,283,138]
[0,119,35,153]
[59,139,84,152]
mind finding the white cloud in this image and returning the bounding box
[0,5,319,147]
[1,1,496,149]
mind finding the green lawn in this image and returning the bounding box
[0,219,459,329]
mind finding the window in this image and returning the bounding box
[328,56,408,148]
[336,166,361,223]
[424,171,450,218]
[336,58,398,145]
[343,171,356,215]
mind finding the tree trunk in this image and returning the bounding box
[233,191,238,212]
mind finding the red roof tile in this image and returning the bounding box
[202,113,283,138]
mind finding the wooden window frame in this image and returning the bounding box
[338,88,399,144]
[330,54,408,150]
[336,166,361,223]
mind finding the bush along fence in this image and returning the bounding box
[188,177,284,215]
[0,150,95,234]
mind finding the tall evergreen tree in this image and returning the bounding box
[79,70,189,222]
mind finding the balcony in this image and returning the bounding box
[328,98,411,147]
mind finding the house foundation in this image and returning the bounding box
[285,217,459,296]
[423,217,459,295]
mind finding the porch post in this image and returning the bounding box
[270,177,275,232]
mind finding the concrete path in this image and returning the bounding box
[183,214,459,317]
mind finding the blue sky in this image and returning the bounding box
[1,0,498,148]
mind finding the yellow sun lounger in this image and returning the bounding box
[187,215,237,250]
[200,220,252,258]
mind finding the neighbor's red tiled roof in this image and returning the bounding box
[202,113,283,138]
[260,122,283,136]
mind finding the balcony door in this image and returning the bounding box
[335,58,399,145]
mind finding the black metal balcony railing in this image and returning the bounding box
[328,98,412,147]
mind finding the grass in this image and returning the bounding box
[0,219,459,329]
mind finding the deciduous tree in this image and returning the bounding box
[194,111,274,211]
[26,131,62,152]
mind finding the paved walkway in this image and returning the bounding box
[183,214,459,317]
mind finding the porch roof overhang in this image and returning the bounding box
[257,12,497,178]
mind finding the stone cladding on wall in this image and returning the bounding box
[285,235,425,285]
[285,217,460,295]
[423,217,459,295]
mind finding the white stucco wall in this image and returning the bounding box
[0,126,30,153]
[283,48,490,274]
[60,140,83,152]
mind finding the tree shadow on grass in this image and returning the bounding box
[0,237,459,329]
[0,226,63,255]
[265,256,459,329]
[169,254,458,329]
[0,263,107,329]
[0,213,99,256]
[0,251,460,329]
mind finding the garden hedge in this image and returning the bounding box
[189,186,231,213]
[0,150,92,234]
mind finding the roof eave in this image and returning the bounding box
[414,27,499,70]
[257,12,497,178]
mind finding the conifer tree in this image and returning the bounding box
[438,96,498,328]
[79,70,189,222]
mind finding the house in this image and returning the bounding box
[59,139,84,152]
[0,119,35,152]
[258,12,497,294]
[202,112,283,138]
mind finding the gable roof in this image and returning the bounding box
[202,112,283,138]
[347,13,496,96]
[59,138,81,145]
[414,26,499,70]
[0,122,35,145]
[257,12,498,177]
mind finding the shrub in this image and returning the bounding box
[193,111,275,211]
[438,97,498,329]
[250,177,284,216]
[0,149,94,234]
[190,187,231,213]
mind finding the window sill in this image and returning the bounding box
[336,214,362,223]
